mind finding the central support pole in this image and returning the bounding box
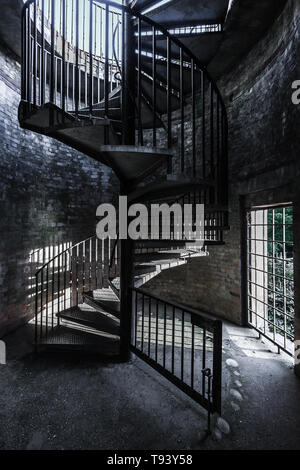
[119,6,136,361]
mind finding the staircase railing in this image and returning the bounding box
[21,0,228,205]
[33,235,116,345]
[131,288,222,430]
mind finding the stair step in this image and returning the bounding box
[129,178,215,203]
[134,264,158,276]
[204,240,225,245]
[83,290,121,319]
[56,306,120,337]
[37,325,120,356]
[134,239,188,249]
[99,145,172,183]
[134,250,187,262]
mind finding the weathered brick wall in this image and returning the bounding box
[0,41,119,337]
[144,0,300,326]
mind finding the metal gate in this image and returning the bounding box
[247,204,294,356]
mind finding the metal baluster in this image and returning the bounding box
[104,4,109,142]
[33,0,37,106]
[57,252,61,323]
[141,293,145,352]
[27,6,32,105]
[50,0,55,105]
[180,47,184,172]
[148,297,151,356]
[210,83,214,178]
[89,0,93,116]
[155,300,159,362]
[35,273,39,350]
[152,25,157,147]
[167,37,172,172]
[181,311,185,381]
[191,59,196,177]
[52,257,55,330]
[202,327,206,396]
[75,0,79,116]
[137,17,142,145]
[135,290,138,347]
[21,7,26,100]
[163,303,167,368]
[201,71,205,179]
[62,0,66,114]
[191,321,195,388]
[40,0,45,106]
[172,306,175,374]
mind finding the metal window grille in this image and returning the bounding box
[247,205,294,356]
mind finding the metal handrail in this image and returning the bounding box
[22,0,227,115]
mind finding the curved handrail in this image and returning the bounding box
[35,235,95,276]
[22,0,226,116]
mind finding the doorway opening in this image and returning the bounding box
[246,204,294,356]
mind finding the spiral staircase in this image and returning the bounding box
[19,0,229,419]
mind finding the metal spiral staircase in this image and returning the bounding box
[19,0,229,422]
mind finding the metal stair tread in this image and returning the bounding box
[83,290,121,319]
[56,306,120,337]
[99,145,173,182]
[37,325,120,355]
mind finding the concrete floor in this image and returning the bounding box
[0,321,300,450]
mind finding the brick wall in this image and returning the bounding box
[144,0,300,326]
[0,41,119,337]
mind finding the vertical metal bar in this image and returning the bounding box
[62,0,66,114]
[167,37,172,172]
[191,321,195,388]
[191,59,196,177]
[50,0,55,104]
[52,258,55,329]
[89,0,93,116]
[135,290,138,347]
[152,25,157,147]
[121,8,125,144]
[64,250,67,311]
[27,6,32,104]
[104,4,109,117]
[216,97,220,201]
[210,83,214,177]
[141,293,145,352]
[137,17,142,145]
[181,311,185,381]
[202,327,206,396]
[41,0,45,105]
[212,321,222,413]
[33,0,37,106]
[172,306,175,374]
[155,299,159,362]
[21,7,26,100]
[75,0,79,116]
[163,303,167,368]
[40,268,43,339]
[57,252,61,323]
[201,71,205,179]
[148,297,151,357]
[46,264,49,337]
[35,273,39,349]
[180,47,184,173]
